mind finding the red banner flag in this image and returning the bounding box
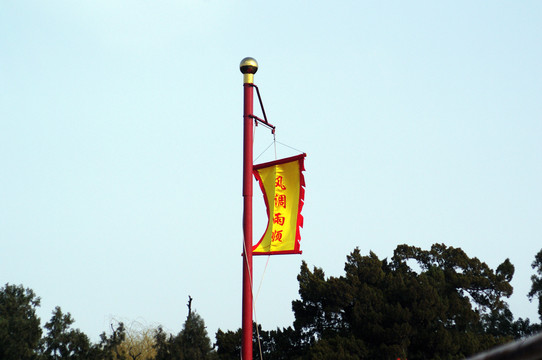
[252,153,306,255]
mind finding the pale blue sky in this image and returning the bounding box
[1,1,541,340]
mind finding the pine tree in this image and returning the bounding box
[528,248,542,322]
[0,283,42,360]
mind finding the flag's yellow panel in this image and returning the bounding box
[252,153,306,255]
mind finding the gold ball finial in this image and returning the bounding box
[240,57,258,83]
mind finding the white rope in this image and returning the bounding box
[254,255,271,303]
[241,232,265,360]
[255,132,276,304]
[254,142,275,163]
[275,140,304,155]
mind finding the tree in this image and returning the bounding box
[214,328,240,360]
[114,322,157,360]
[291,244,519,359]
[153,326,175,360]
[214,244,542,358]
[97,322,127,360]
[0,283,42,360]
[215,324,302,360]
[154,296,216,360]
[177,311,214,359]
[40,306,93,360]
[528,248,542,322]
[391,244,516,357]
[257,326,304,360]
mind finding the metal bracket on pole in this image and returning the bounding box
[249,115,275,133]
[249,84,275,134]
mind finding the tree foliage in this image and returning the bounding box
[154,298,216,360]
[97,321,157,360]
[178,311,214,359]
[98,322,127,360]
[528,248,542,321]
[286,244,542,359]
[2,245,542,359]
[215,324,302,360]
[213,245,542,359]
[0,283,42,360]
[40,306,93,360]
[214,328,240,360]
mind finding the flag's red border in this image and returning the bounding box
[253,153,307,171]
[252,153,306,256]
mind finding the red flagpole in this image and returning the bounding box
[240,57,258,360]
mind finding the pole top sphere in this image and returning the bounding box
[240,57,258,83]
[240,57,258,74]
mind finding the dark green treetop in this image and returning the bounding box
[154,297,216,360]
[0,283,42,360]
[291,244,522,359]
[40,306,93,360]
[528,248,542,321]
